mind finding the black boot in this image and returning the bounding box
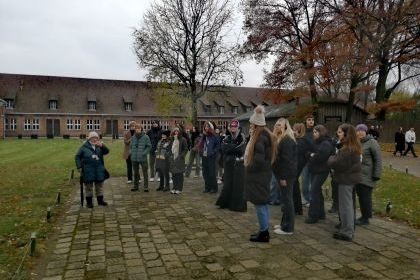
[249,230,269,242]
[97,196,108,206]
[163,186,170,192]
[156,186,164,191]
[86,196,94,208]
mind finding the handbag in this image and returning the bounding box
[104,168,110,180]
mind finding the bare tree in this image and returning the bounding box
[133,0,243,125]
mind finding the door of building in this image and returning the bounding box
[46,119,60,137]
[106,120,118,138]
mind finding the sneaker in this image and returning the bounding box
[170,189,176,194]
[144,188,149,192]
[150,178,154,182]
[274,228,293,235]
[355,218,369,226]
[170,179,173,184]
[274,224,281,229]
[217,179,222,184]
[333,232,352,242]
[193,175,198,178]
[175,190,182,194]
[127,180,132,184]
[157,177,160,182]
[131,188,139,192]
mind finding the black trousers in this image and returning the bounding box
[172,173,184,191]
[133,161,148,189]
[280,177,296,232]
[156,166,170,189]
[355,184,372,219]
[308,172,329,220]
[404,143,417,157]
[126,155,133,181]
[202,154,218,192]
[293,166,304,214]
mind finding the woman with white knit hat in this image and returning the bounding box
[244,105,277,242]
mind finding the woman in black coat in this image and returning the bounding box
[244,106,277,242]
[292,123,312,215]
[305,125,334,224]
[216,120,247,212]
[393,127,405,156]
[272,118,297,235]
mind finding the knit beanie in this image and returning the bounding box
[249,105,266,126]
[356,124,368,132]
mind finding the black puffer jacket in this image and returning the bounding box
[147,126,162,154]
[273,135,297,180]
[244,130,273,205]
[308,136,334,174]
[296,137,312,171]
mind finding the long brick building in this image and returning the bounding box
[0,73,267,138]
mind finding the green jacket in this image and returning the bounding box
[360,135,382,188]
[130,132,151,162]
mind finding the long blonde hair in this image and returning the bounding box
[244,124,277,166]
[274,118,296,143]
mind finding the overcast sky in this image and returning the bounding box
[0,0,266,87]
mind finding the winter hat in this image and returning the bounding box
[249,105,266,126]
[356,124,368,132]
[229,120,239,128]
[88,131,99,140]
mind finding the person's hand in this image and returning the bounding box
[280,179,287,187]
[96,141,103,147]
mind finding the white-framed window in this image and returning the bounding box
[32,119,39,130]
[88,101,96,111]
[218,106,225,115]
[124,120,131,130]
[74,119,81,130]
[66,119,73,130]
[161,121,169,130]
[5,99,14,109]
[232,106,238,114]
[49,100,58,110]
[124,102,132,111]
[5,118,16,130]
[24,119,39,130]
[86,119,100,130]
[141,120,152,131]
[67,119,81,130]
[24,119,31,130]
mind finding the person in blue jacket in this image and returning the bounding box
[75,131,110,208]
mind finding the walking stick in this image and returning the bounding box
[80,170,84,207]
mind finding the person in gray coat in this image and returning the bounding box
[130,123,152,192]
[355,124,382,225]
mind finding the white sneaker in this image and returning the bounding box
[170,189,176,194]
[217,179,222,184]
[193,175,198,178]
[175,190,181,194]
[157,177,160,182]
[150,178,154,182]
[274,228,293,235]
[127,180,132,184]
[170,179,173,184]
[274,224,281,229]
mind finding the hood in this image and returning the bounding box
[360,134,374,143]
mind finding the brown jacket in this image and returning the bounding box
[328,148,362,185]
[123,130,134,160]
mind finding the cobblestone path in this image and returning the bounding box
[40,177,419,280]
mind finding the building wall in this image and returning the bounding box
[0,106,4,139]
[4,114,233,138]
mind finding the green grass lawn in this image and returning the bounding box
[0,139,418,279]
[0,138,126,280]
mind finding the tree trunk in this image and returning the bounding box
[346,76,359,123]
[375,62,389,120]
[190,84,198,127]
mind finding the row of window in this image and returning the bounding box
[4,118,171,131]
[4,98,252,114]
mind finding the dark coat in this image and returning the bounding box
[155,138,170,172]
[130,132,152,162]
[273,135,298,180]
[168,136,188,174]
[296,137,312,171]
[328,148,362,185]
[75,141,109,183]
[216,131,247,211]
[394,131,405,151]
[199,133,220,157]
[244,130,273,205]
[308,136,334,174]
[147,126,162,155]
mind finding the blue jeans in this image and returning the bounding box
[270,173,281,204]
[255,204,269,231]
[301,165,312,203]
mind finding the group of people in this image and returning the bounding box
[75,109,386,243]
[242,106,382,243]
[393,126,417,157]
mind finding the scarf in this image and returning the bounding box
[172,137,180,159]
